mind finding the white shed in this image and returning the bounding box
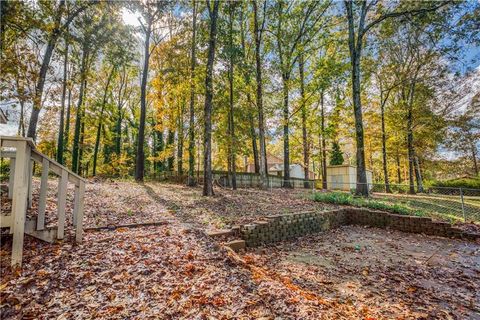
[326,165,373,191]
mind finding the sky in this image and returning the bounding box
[122,8,141,27]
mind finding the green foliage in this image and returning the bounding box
[312,192,424,217]
[0,159,10,181]
[329,142,344,165]
[429,177,480,189]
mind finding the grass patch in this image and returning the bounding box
[312,192,425,217]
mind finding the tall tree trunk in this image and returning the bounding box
[177,100,185,175]
[414,155,424,192]
[228,4,236,190]
[471,141,479,176]
[153,128,164,174]
[115,105,122,156]
[406,82,416,194]
[64,88,72,152]
[18,100,25,137]
[115,67,127,157]
[79,105,86,175]
[350,49,368,195]
[27,0,66,140]
[282,72,291,187]
[380,93,391,193]
[299,53,309,187]
[187,0,197,186]
[248,100,259,173]
[72,45,88,174]
[56,39,69,165]
[252,0,268,188]
[396,152,402,184]
[320,90,327,189]
[135,21,152,181]
[202,0,219,196]
[167,129,175,172]
[345,1,368,196]
[93,66,115,176]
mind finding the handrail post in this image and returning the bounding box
[8,158,15,199]
[57,169,68,240]
[11,140,30,266]
[27,160,33,208]
[37,158,50,230]
[74,181,85,242]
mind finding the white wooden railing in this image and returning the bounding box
[0,136,86,267]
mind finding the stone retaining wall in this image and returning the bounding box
[240,208,479,247]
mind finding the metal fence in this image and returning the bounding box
[301,181,478,224]
[215,176,480,223]
[152,171,480,223]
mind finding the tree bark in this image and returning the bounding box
[167,129,175,172]
[282,72,291,187]
[202,0,219,196]
[135,20,152,181]
[187,0,197,186]
[248,98,259,173]
[345,1,368,196]
[72,44,88,174]
[320,90,327,189]
[93,66,114,176]
[27,1,90,139]
[64,87,72,151]
[471,141,479,176]
[115,67,127,157]
[79,104,86,175]
[228,4,237,190]
[405,81,416,194]
[177,100,185,175]
[396,152,402,184]
[56,39,69,165]
[299,52,309,187]
[414,155,424,192]
[27,0,66,139]
[380,91,391,193]
[252,0,268,188]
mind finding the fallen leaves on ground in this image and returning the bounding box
[243,225,480,319]
[1,179,479,319]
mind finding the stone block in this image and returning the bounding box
[225,240,246,251]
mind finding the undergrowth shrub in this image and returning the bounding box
[0,159,10,181]
[313,192,424,217]
[428,177,480,189]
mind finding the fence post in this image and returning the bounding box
[460,188,466,222]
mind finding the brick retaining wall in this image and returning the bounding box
[240,208,479,247]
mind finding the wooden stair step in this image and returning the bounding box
[24,217,57,243]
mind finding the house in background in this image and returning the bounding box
[0,107,18,136]
[246,154,315,180]
[326,164,373,191]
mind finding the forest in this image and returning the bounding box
[1,0,479,197]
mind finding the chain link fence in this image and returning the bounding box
[215,176,480,223]
[367,183,480,223]
[152,171,480,223]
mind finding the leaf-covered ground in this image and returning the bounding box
[244,225,480,319]
[1,179,479,319]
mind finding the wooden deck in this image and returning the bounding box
[0,136,86,267]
